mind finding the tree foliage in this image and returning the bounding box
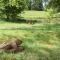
[0,0,25,19]
[25,0,43,10]
[32,0,43,10]
[48,0,60,12]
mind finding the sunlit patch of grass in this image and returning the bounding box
[20,11,50,20]
[0,23,59,60]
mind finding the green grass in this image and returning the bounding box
[20,11,60,19]
[20,11,50,20]
[0,23,60,60]
[0,11,60,60]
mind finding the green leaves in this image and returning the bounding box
[0,0,25,19]
[48,0,60,12]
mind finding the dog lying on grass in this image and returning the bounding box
[0,38,24,52]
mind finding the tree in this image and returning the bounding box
[25,0,32,10]
[25,0,43,10]
[32,0,43,10]
[0,0,25,20]
[47,0,60,12]
[42,0,49,10]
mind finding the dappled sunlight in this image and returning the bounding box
[0,23,32,29]
[21,11,50,19]
[39,43,57,49]
[34,40,57,49]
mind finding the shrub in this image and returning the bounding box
[1,0,25,20]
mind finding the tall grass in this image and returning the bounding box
[0,23,60,60]
[0,11,60,60]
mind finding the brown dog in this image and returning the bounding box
[0,38,24,52]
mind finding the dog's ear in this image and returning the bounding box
[15,38,22,45]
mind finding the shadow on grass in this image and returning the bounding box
[0,17,27,23]
[0,17,37,24]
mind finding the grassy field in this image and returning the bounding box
[20,11,50,19]
[0,11,60,60]
[0,11,60,29]
[0,24,60,60]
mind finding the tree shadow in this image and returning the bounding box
[1,18,27,23]
[0,17,37,24]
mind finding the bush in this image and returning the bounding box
[1,0,25,20]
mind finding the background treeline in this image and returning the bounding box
[0,0,60,11]
[0,0,60,20]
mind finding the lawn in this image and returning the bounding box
[0,23,60,60]
[20,11,50,20]
[0,11,60,60]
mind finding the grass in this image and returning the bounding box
[0,23,60,60]
[0,11,60,60]
[20,11,50,20]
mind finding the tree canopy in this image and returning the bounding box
[0,0,25,19]
[48,0,60,12]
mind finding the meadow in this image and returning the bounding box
[0,11,60,60]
